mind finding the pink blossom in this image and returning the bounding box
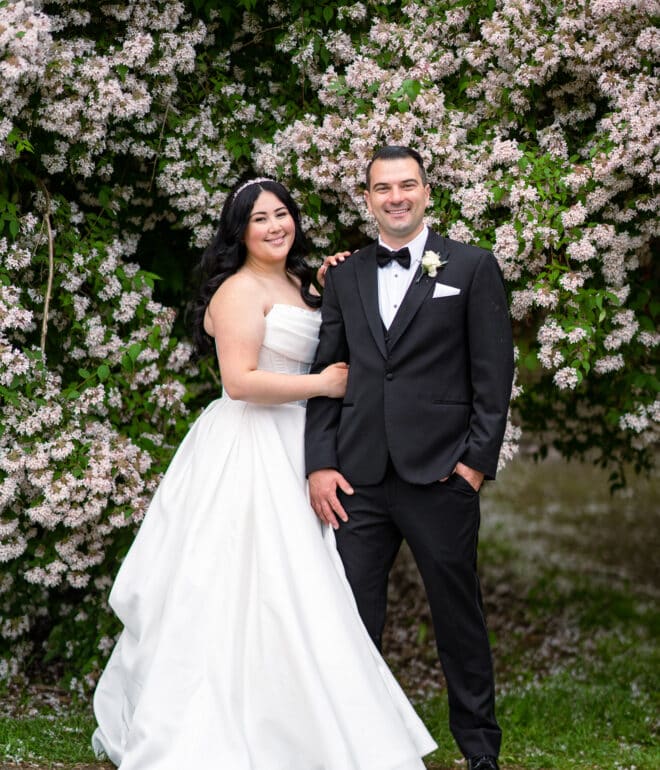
[538,319,566,346]
[561,202,588,230]
[0,536,28,563]
[567,238,597,263]
[638,331,660,348]
[566,327,589,343]
[594,354,625,373]
[455,183,490,220]
[559,270,590,293]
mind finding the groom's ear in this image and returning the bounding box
[364,188,373,215]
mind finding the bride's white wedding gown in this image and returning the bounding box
[92,303,437,769]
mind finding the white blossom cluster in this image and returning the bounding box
[1,0,206,174]
[0,1,52,132]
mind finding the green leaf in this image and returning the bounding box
[148,325,162,348]
[97,364,110,381]
[128,342,142,361]
[401,79,422,100]
[523,351,539,370]
[0,385,20,406]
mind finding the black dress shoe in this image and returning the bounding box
[467,756,500,770]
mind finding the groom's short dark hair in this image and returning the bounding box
[365,146,427,188]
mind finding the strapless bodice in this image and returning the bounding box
[220,303,321,406]
[258,303,321,375]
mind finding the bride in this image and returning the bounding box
[92,176,437,769]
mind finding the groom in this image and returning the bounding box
[305,146,514,770]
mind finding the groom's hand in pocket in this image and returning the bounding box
[309,469,354,530]
[453,461,484,492]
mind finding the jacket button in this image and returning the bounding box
[385,372,393,380]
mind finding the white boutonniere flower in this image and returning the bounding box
[419,250,448,280]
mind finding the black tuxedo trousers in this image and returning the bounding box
[336,464,501,758]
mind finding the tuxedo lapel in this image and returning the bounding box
[385,231,449,350]
[355,245,387,359]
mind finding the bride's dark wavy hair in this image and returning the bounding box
[190,177,321,356]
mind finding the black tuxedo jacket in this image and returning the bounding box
[305,230,515,485]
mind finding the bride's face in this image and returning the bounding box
[243,191,295,266]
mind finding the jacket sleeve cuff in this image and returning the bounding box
[459,450,498,481]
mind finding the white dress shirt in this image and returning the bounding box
[377,226,428,329]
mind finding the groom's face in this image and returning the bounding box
[364,157,430,248]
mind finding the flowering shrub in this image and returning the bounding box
[0,0,204,686]
[0,198,196,686]
[0,0,657,688]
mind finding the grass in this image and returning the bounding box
[420,620,658,769]
[0,710,101,766]
[1,454,658,768]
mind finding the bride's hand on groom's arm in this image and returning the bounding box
[318,362,349,399]
[309,469,354,530]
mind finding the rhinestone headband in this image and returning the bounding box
[233,177,272,197]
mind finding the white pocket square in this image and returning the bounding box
[432,282,461,298]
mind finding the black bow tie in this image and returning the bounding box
[376,244,411,269]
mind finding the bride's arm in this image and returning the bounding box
[206,278,347,405]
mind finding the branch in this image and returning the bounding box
[148,100,171,193]
[39,186,55,357]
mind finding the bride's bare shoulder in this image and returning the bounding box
[212,271,259,302]
[205,272,267,335]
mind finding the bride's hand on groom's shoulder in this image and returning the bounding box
[316,250,351,287]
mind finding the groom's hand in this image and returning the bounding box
[453,461,485,492]
[309,469,354,530]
